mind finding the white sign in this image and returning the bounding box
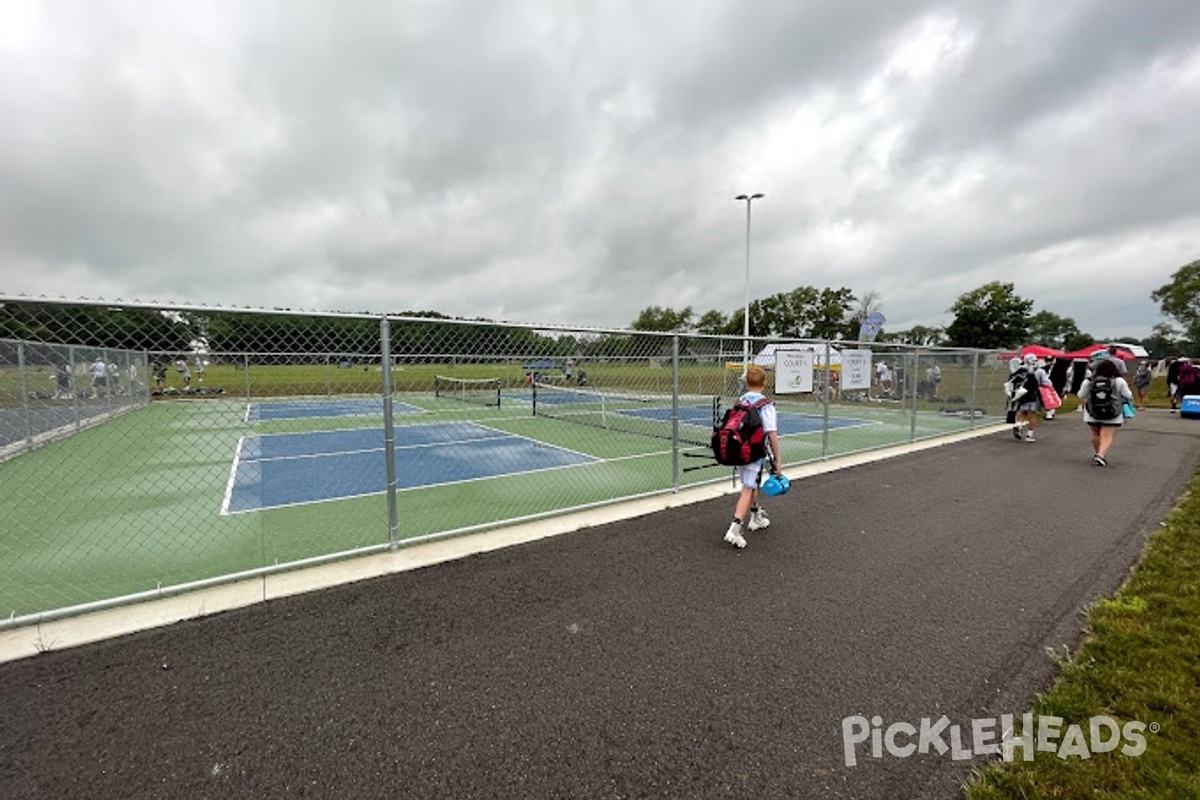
[841,349,873,390]
[775,348,814,394]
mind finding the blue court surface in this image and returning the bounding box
[246,397,424,422]
[222,421,597,514]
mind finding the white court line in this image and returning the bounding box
[220,435,247,516]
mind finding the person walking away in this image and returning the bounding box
[1043,357,1063,420]
[1166,356,1183,412]
[1077,358,1134,466]
[1013,354,1050,442]
[1105,345,1129,376]
[1133,361,1152,410]
[723,365,783,549]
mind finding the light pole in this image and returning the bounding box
[735,193,763,381]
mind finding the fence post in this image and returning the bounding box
[671,335,680,490]
[70,345,80,430]
[910,349,920,441]
[821,340,831,458]
[970,351,980,428]
[18,341,32,453]
[381,317,399,549]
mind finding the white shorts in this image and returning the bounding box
[736,461,767,489]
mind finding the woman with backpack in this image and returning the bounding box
[1077,358,1134,467]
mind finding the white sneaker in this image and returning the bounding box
[1024,432,1036,442]
[748,510,770,531]
[724,522,747,549]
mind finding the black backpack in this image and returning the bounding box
[1087,375,1121,420]
[711,398,771,466]
[1006,367,1030,402]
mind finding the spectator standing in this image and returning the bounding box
[1133,362,1152,410]
[89,357,107,399]
[54,362,73,399]
[876,361,893,397]
[1078,358,1135,467]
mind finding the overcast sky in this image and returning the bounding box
[2,1,1198,339]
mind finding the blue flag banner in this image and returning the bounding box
[858,312,886,342]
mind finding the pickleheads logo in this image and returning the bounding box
[841,713,1151,767]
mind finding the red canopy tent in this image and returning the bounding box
[1061,343,1139,361]
[1019,344,1068,360]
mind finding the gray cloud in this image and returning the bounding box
[1,0,1198,340]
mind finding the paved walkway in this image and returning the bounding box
[2,410,1198,800]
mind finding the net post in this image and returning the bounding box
[381,316,399,549]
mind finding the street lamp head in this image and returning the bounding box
[735,193,764,201]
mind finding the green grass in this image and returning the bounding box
[964,468,1200,799]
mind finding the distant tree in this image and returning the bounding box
[1151,259,1200,348]
[695,309,731,335]
[1143,322,1185,359]
[0,301,198,352]
[1062,331,1097,352]
[745,286,855,339]
[843,290,884,340]
[630,306,695,333]
[1026,310,1086,350]
[944,282,1033,349]
[882,325,945,347]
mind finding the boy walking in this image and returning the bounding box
[724,365,783,549]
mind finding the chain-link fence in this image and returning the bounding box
[1,339,150,462]
[0,297,1004,628]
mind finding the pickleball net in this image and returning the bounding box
[434,375,502,407]
[531,381,719,447]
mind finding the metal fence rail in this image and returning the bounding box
[0,297,1003,628]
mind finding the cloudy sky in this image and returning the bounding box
[2,1,1198,339]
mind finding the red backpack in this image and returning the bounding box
[711,397,772,466]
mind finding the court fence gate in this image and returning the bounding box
[0,297,1006,629]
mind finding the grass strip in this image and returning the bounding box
[964,466,1200,799]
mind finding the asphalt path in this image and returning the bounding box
[2,409,1198,800]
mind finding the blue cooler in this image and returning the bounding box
[1182,396,1200,419]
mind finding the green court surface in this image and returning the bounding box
[0,391,990,621]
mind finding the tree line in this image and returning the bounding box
[630,262,1200,357]
[1,260,1196,359]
